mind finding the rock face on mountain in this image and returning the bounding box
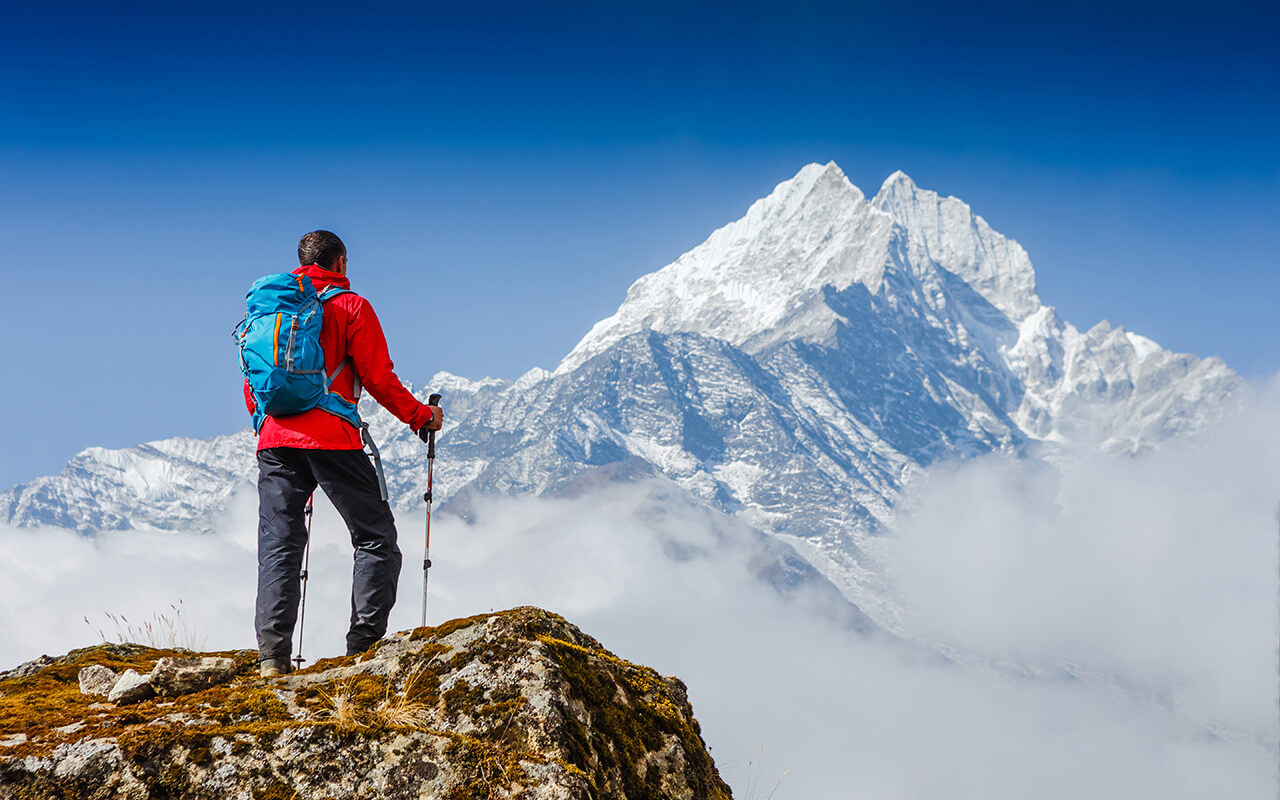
[0,607,731,800]
[0,162,1242,615]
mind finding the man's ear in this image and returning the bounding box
[335,254,348,275]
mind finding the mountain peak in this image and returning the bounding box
[555,162,886,371]
[872,171,1041,321]
[750,160,863,222]
[557,161,1055,370]
[879,169,918,192]
[792,159,848,183]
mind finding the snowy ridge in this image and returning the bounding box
[1005,309,1236,452]
[1,163,1242,604]
[0,431,256,533]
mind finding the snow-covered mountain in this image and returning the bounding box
[0,432,256,533]
[0,163,1241,614]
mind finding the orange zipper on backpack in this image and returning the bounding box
[273,313,283,366]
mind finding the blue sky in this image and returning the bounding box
[2,0,1276,488]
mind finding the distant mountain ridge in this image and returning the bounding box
[1,163,1241,615]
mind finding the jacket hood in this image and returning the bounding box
[294,263,351,291]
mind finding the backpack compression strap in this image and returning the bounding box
[323,357,361,400]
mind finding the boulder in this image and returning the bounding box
[106,669,153,705]
[77,665,118,698]
[148,656,235,697]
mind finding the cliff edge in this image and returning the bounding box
[0,607,732,799]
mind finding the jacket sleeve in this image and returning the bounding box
[346,297,435,430]
[244,379,256,415]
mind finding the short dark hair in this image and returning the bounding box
[298,230,347,268]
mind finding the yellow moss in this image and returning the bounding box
[475,698,526,718]
[442,679,486,718]
[252,780,301,800]
[293,654,358,675]
[0,644,258,758]
[440,730,532,800]
[410,611,494,642]
[552,757,593,782]
[411,642,453,661]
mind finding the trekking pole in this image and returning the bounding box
[293,494,314,671]
[422,392,441,628]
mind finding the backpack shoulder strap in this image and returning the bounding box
[317,286,353,302]
[317,286,360,400]
[313,286,365,400]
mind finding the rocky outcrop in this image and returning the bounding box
[0,607,732,799]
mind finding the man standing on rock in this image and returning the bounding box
[242,230,443,677]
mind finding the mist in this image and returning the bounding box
[3,394,1278,797]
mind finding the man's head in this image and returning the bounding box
[298,230,347,274]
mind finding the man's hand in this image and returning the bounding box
[416,405,444,441]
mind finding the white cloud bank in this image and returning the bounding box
[880,387,1280,745]
[2,391,1279,798]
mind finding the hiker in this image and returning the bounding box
[241,230,443,677]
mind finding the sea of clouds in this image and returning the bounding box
[3,388,1278,798]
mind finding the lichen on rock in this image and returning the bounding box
[0,607,732,799]
[76,666,117,698]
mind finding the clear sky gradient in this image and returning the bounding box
[2,0,1276,488]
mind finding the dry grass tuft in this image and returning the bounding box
[315,665,435,731]
[743,746,788,800]
[372,664,432,728]
[83,600,205,651]
[316,681,365,730]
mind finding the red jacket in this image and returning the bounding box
[245,264,434,450]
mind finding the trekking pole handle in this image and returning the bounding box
[426,393,442,459]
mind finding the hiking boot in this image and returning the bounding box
[259,658,292,678]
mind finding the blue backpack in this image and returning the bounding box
[234,273,362,433]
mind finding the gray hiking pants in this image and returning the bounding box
[255,447,402,661]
